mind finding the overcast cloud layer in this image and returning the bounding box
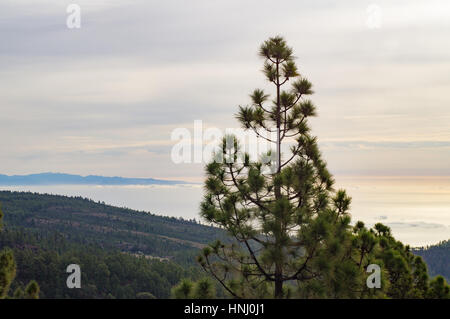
[1,0,449,181]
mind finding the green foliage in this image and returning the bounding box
[171,278,194,299]
[192,278,216,299]
[24,280,40,299]
[428,275,450,299]
[13,287,24,299]
[352,222,449,299]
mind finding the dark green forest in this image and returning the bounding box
[0,228,203,299]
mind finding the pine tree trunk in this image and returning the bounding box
[274,59,283,299]
[275,266,283,298]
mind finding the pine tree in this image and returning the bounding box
[24,280,40,299]
[428,275,450,299]
[192,278,216,299]
[198,36,358,298]
[171,278,194,299]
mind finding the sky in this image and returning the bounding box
[1,0,450,182]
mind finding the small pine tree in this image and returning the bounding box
[24,280,40,299]
[428,276,449,299]
[13,287,24,299]
[192,278,216,299]
[171,278,194,299]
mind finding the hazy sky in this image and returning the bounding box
[1,0,450,181]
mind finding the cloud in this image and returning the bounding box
[386,221,449,229]
[320,141,450,150]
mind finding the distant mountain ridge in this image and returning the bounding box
[0,172,189,186]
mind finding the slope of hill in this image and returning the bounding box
[0,190,223,263]
[413,240,450,281]
[0,191,229,298]
[0,172,188,185]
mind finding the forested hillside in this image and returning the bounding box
[414,240,450,281]
[0,190,228,298]
[0,190,224,263]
